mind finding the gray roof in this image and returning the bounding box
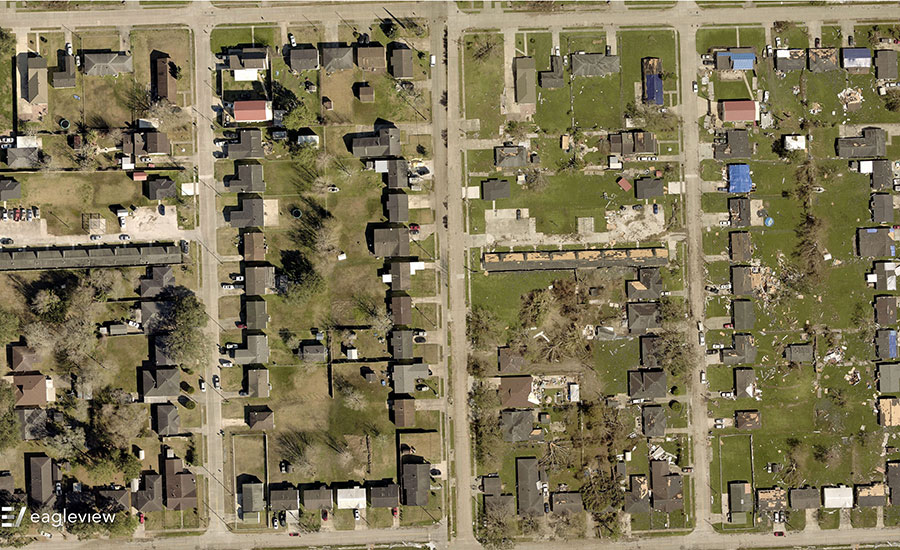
[392,397,415,427]
[735,410,761,430]
[401,461,431,506]
[790,487,820,510]
[732,299,755,330]
[650,460,683,512]
[386,191,409,223]
[570,52,620,76]
[784,343,814,363]
[247,405,274,429]
[734,367,757,399]
[497,346,525,373]
[626,267,662,300]
[627,302,660,333]
[322,45,354,72]
[714,129,752,160]
[609,130,657,155]
[387,261,411,290]
[96,488,131,511]
[245,264,274,296]
[386,158,409,188]
[352,128,401,158]
[539,55,564,89]
[83,51,133,76]
[232,334,269,365]
[515,457,543,516]
[242,482,265,513]
[0,178,22,201]
[629,369,666,399]
[721,333,757,365]
[6,147,40,169]
[876,295,897,325]
[51,54,76,88]
[227,163,265,193]
[640,335,661,368]
[244,298,268,330]
[392,361,428,394]
[141,265,174,298]
[391,293,412,325]
[889,463,900,505]
[154,335,175,364]
[501,409,534,442]
[247,368,269,398]
[0,243,183,272]
[634,178,664,200]
[390,329,414,360]
[126,130,170,156]
[856,484,887,507]
[17,407,47,440]
[484,493,514,516]
[513,57,536,104]
[775,48,806,71]
[356,44,386,70]
[551,492,584,513]
[227,128,264,159]
[269,485,299,511]
[494,146,527,168]
[229,197,265,228]
[289,47,319,71]
[808,48,839,72]
[481,178,510,200]
[729,482,753,513]
[857,227,895,257]
[729,232,752,262]
[837,127,887,158]
[163,456,197,510]
[876,49,899,80]
[299,342,327,362]
[133,472,163,512]
[729,197,751,227]
[641,405,666,437]
[368,483,400,508]
[624,475,650,514]
[372,227,410,257]
[873,193,894,224]
[154,54,176,102]
[731,265,754,295]
[873,159,892,190]
[153,403,180,436]
[226,47,268,70]
[25,55,47,104]
[389,46,414,79]
[145,178,176,201]
[301,487,333,510]
[141,367,180,400]
[880,363,900,393]
[28,455,54,509]
[877,328,897,360]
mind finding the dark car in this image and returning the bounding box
[652,204,659,214]
[158,204,166,216]
[321,510,329,521]
[632,204,643,211]
[544,502,550,514]
[430,468,441,476]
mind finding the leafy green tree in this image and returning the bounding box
[157,288,209,368]
[0,381,19,451]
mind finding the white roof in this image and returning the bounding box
[375,160,390,173]
[823,486,853,508]
[335,487,366,509]
[233,68,260,81]
[860,160,874,174]
[784,135,806,150]
[844,57,872,68]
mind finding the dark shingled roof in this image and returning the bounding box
[551,492,584,513]
[729,482,753,513]
[228,197,265,229]
[731,265,754,296]
[401,461,431,506]
[634,178,664,200]
[497,346,525,373]
[351,127,401,158]
[650,460,683,512]
[721,333,757,365]
[133,472,163,512]
[372,227,410,258]
[321,45,354,72]
[732,299,755,330]
[482,178,510,200]
[876,295,897,325]
[626,267,662,300]
[624,475,650,514]
[389,46,414,79]
[269,484,299,511]
[494,146,527,168]
[501,409,534,442]
[627,302,661,334]
[873,158,892,191]
[368,483,400,508]
[857,227,896,257]
[641,405,666,437]
[784,343,814,363]
[513,57,536,104]
[385,191,409,223]
[153,403,180,436]
[729,196,751,227]
[876,49,898,80]
[227,128,264,159]
[790,487,820,510]
[499,376,533,408]
[301,486,333,510]
[570,52,620,76]
[888,462,900,505]
[539,55,564,89]
[227,163,265,193]
[775,48,806,71]
[609,130,657,155]
[516,457,543,515]
[734,367,757,399]
[872,193,894,224]
[729,232,752,262]
[837,127,887,158]
[628,369,666,399]
[145,178,176,200]
[289,47,319,71]
[714,129,752,160]
[83,51,133,76]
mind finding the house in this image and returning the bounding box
[729,232,752,262]
[624,475,650,514]
[302,486,333,510]
[880,396,900,426]
[0,178,21,201]
[714,129,752,160]
[96,487,131,512]
[231,334,269,365]
[368,483,400,508]
[715,48,756,71]
[735,410,761,430]
[232,100,273,123]
[299,342,327,362]
[153,403,180,436]
[247,368,269,398]
[640,335,661,368]
[390,329,413,360]
[241,482,265,515]
[145,177,176,201]
[83,51,133,76]
[729,482,753,514]
[228,197,265,228]
[392,361,429,394]
[243,231,266,261]
[481,178,510,200]
[641,405,666,437]
[163,453,197,510]
[153,336,175,367]
[732,299,755,330]
[494,145,527,168]
[634,178,664,200]
[721,333,758,365]
[140,367,180,403]
[626,267,662,300]
[837,128,887,158]
[401,461,431,506]
[877,329,898,360]
[808,48,840,72]
[351,127,401,158]
[17,408,47,440]
[609,130,657,156]
[731,265,754,296]
[858,227,896,257]
[539,55,564,88]
[390,294,412,326]
[386,158,409,188]
[356,83,374,103]
[873,193,894,224]
[226,163,265,193]
[225,47,269,79]
[385,261,413,291]
[872,159,893,190]
[25,55,47,104]
[775,48,806,71]
[516,457,543,516]
[650,460,683,512]
[501,409,534,442]
[842,47,872,73]
[227,128,264,159]
[499,375,533,408]
[784,343,814,363]
[51,54,76,88]
[247,405,274,430]
[389,46,414,79]
[876,49,898,80]
[513,57,536,104]
[876,296,897,325]
[497,347,525,373]
[856,483,887,507]
[783,134,807,151]
[321,45,354,72]
[133,472,164,512]
[154,55,176,102]
[889,463,900,504]
[5,147,40,169]
[628,369,666,399]
[125,130,170,157]
[9,343,36,371]
[757,487,787,512]
[269,484,300,512]
[823,486,854,508]
[372,227,410,257]
[719,100,758,122]
[551,492,584,514]
[141,266,174,298]
[789,487,820,510]
[10,373,54,407]
[289,46,319,72]
[729,197,751,227]
[245,264,275,295]
[626,302,661,334]
[386,191,409,223]
[27,455,56,509]
[356,44,386,71]
[570,52,620,76]
[641,57,663,106]
[727,164,753,193]
[734,368,757,399]
[392,397,415,427]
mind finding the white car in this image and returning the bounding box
[127,320,140,328]
[212,375,220,389]
[692,81,698,93]
[719,220,730,226]
[225,343,238,350]
[353,509,360,521]
[199,379,206,392]
[221,360,234,368]
[698,332,706,346]
[273,517,279,529]
[762,90,770,103]
[221,283,234,290]
[66,42,72,56]
[288,33,296,47]
[430,55,436,66]
[700,371,707,384]
[232,275,245,282]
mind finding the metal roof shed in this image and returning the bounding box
[727,164,752,193]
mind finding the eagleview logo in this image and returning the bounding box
[1,506,116,528]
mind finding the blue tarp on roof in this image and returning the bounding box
[843,47,872,60]
[730,52,756,70]
[891,330,898,358]
[727,164,752,193]
[644,74,663,105]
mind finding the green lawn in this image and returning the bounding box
[773,23,809,49]
[463,33,505,138]
[471,268,565,331]
[211,25,278,54]
[696,27,738,55]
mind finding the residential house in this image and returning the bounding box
[351,127,401,158]
[133,472,164,512]
[501,409,534,442]
[11,373,54,407]
[873,159,893,191]
[808,48,839,72]
[247,405,275,430]
[17,408,47,440]
[871,261,900,291]
[731,265,755,295]
[513,57,536,104]
[401,461,431,506]
[634,178,664,200]
[876,49,898,80]
[650,460,683,512]
[879,328,900,360]
[231,334,269,365]
[721,333,758,365]
[551,492,584,514]
[735,410,761,430]
[494,145,527,168]
[247,368,269,398]
[299,342,327,362]
[140,266,174,298]
[154,54,176,102]
[729,482,753,514]
[539,55,564,88]
[837,127,887,158]
[390,294,412,326]
[83,51,133,76]
[5,147,40,169]
[356,44,386,71]
[570,52,620,76]
[356,83,374,102]
[856,483,887,507]
[372,227,410,257]
[228,197,265,228]
[389,46,414,79]
[321,45,354,73]
[889,463,900,505]
[715,48,755,70]
[96,488,131,512]
[499,375,533,408]
[628,369,666,399]
[482,178,510,200]
[879,396,900,426]
[876,296,898,325]
[226,163,265,193]
[386,191,409,223]
[140,367,179,403]
[515,457,543,516]
[718,100,758,123]
[873,193,894,224]
[729,196,751,227]
[624,475,650,514]
[152,403,180,436]
[27,454,56,509]
[25,55,47,104]
[734,368,757,399]
[714,129,752,160]
[732,299,755,330]
[626,302,661,334]
[386,158,409,188]
[289,47,319,71]
[227,128,264,159]
[125,130,170,157]
[269,484,300,512]
[391,397,415,427]
[757,487,788,512]
[231,100,273,123]
[368,483,400,508]
[390,329,413,360]
[626,267,662,300]
[823,486,854,508]
[163,453,197,510]
[302,486,333,510]
[641,405,666,437]
[243,231,266,261]
[145,178,176,200]
[640,335,662,368]
[842,47,872,73]
[51,53,76,88]
[784,343,814,363]
[245,265,275,295]
[9,343,36,372]
[497,347,525,373]
[225,47,268,80]
[858,227,896,257]
[775,48,806,71]
[609,130,657,156]
[641,57,663,105]
[728,163,753,193]
[789,487,820,510]
[0,178,21,201]
[392,362,429,394]
[242,482,265,515]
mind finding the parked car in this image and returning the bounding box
[273,517,279,529]
[692,81,698,93]
[33,207,39,219]
[723,323,734,329]
[408,223,420,232]
[199,379,206,392]
[774,532,785,537]
[353,509,360,521]
[238,390,248,397]
[232,274,245,282]
[26,209,33,221]
[719,220,730,226]
[720,391,734,398]
[235,322,247,329]
[13,208,20,222]
[698,332,705,346]
[762,90,770,103]
[225,343,238,350]
[414,335,426,344]
[322,510,329,521]
[391,507,398,517]
[158,204,166,216]
[222,283,235,290]
[1,209,6,221]
[90,234,101,241]
[815,37,820,47]
[119,234,131,241]
[212,375,220,389]
[279,510,286,524]
[289,33,296,47]
[430,54,436,66]
[127,320,140,328]
[66,42,73,55]
[544,502,550,514]
[652,203,659,214]
[415,384,430,392]
[138,513,144,524]
[700,371,707,384]
[221,360,234,368]
[0,238,12,245]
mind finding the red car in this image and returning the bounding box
[138,513,144,524]
[408,223,420,235]
[774,532,784,537]
[391,507,398,518]
[321,510,329,521]
[13,208,20,222]
[289,532,299,537]
[723,323,734,329]
[235,322,247,329]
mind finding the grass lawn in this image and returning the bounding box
[817,508,840,529]
[592,338,639,395]
[820,26,843,48]
[773,23,809,49]
[618,28,679,107]
[696,27,738,55]
[320,65,430,126]
[462,33,504,138]
[210,25,278,54]
[131,28,193,108]
[470,268,564,330]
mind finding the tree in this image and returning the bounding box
[479,505,515,550]
[0,28,15,56]
[0,310,20,344]
[469,381,502,467]
[45,423,86,460]
[467,306,501,349]
[885,89,900,112]
[31,289,61,318]
[0,381,19,452]
[93,403,148,448]
[581,469,622,513]
[146,100,191,135]
[157,288,209,368]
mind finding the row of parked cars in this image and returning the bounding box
[2,206,40,222]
